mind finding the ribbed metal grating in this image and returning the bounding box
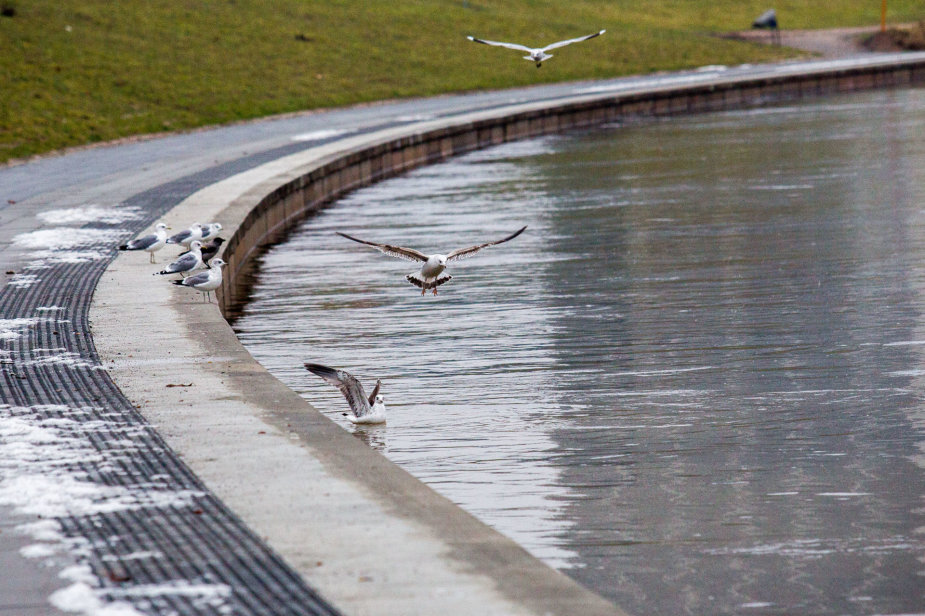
[0,144,343,616]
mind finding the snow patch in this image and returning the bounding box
[38,206,143,226]
[0,318,39,340]
[0,404,213,616]
[7,273,41,288]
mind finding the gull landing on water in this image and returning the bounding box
[336,226,527,295]
[467,30,605,67]
[304,363,386,424]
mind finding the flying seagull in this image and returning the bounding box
[119,223,169,263]
[304,363,386,424]
[336,226,527,295]
[166,223,203,247]
[156,240,203,277]
[467,30,605,67]
[172,258,225,302]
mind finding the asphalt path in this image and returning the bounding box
[1,52,923,616]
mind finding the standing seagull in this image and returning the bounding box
[172,258,226,302]
[337,226,527,295]
[166,223,203,247]
[119,223,169,263]
[199,222,223,240]
[467,30,605,67]
[304,363,385,424]
[156,240,204,277]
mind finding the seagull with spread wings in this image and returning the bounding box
[337,226,527,295]
[467,30,605,67]
[305,363,386,424]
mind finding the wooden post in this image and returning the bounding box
[881,0,887,32]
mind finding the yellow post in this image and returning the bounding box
[881,0,887,32]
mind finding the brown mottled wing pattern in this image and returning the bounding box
[367,379,381,406]
[445,226,527,262]
[304,363,371,418]
[336,232,428,263]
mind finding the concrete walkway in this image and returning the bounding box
[2,53,924,615]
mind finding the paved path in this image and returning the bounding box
[1,53,923,615]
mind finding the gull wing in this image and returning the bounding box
[181,270,211,287]
[122,233,158,250]
[446,225,527,262]
[541,29,605,52]
[337,232,429,262]
[305,363,372,417]
[169,251,199,270]
[467,36,532,52]
[367,379,381,406]
[167,229,192,244]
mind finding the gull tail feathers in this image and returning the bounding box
[406,272,452,289]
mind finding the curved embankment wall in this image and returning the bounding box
[218,57,925,312]
[95,55,925,616]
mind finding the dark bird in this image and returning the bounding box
[179,237,224,265]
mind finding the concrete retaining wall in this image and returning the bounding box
[219,57,925,314]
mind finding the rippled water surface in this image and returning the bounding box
[234,88,925,616]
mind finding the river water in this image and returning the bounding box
[232,88,925,616]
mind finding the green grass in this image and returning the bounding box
[0,0,921,163]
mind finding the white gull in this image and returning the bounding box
[166,223,203,247]
[304,363,386,424]
[467,30,605,67]
[118,223,169,263]
[336,225,527,295]
[171,258,226,302]
[156,240,203,277]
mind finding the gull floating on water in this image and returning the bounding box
[467,30,605,67]
[337,226,527,295]
[304,363,386,424]
[179,236,225,265]
[119,223,169,263]
[156,240,203,276]
[172,258,225,302]
[166,223,203,246]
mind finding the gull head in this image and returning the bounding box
[189,240,202,251]
[155,223,168,231]
[374,394,384,405]
[210,258,226,268]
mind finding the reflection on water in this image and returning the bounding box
[234,88,925,615]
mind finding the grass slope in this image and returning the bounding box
[0,0,921,163]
